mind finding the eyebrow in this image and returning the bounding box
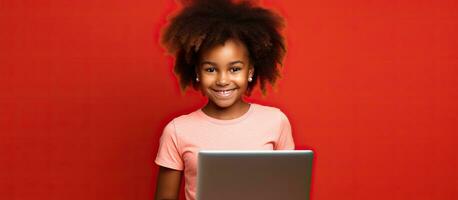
[200,60,245,66]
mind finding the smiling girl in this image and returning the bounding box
[154,0,294,199]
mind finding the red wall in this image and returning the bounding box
[1,0,457,199]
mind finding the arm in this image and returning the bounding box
[154,166,183,200]
[275,112,295,150]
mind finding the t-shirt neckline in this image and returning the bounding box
[197,103,255,125]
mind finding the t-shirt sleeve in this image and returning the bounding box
[275,112,295,150]
[154,120,184,170]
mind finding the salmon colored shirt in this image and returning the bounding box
[155,103,295,200]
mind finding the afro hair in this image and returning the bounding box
[161,0,286,95]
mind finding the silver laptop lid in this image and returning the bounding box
[197,150,314,200]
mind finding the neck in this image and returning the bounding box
[202,100,251,120]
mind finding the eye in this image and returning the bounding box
[205,67,216,73]
[230,67,242,73]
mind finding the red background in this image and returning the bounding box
[1,0,457,199]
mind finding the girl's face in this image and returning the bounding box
[197,39,254,110]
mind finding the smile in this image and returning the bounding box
[211,88,236,98]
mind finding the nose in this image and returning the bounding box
[215,72,229,86]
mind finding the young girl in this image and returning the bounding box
[154,0,294,199]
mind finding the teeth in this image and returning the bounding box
[214,89,234,97]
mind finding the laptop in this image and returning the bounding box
[197,150,314,200]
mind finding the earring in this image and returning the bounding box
[196,77,200,82]
[248,77,253,82]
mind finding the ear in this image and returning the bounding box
[249,66,254,77]
[195,65,200,78]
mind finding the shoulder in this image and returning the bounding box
[173,108,201,122]
[251,103,289,123]
[252,103,288,118]
[163,108,203,133]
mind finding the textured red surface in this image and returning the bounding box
[1,0,457,200]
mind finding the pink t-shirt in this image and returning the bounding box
[155,103,295,200]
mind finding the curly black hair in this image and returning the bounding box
[161,0,286,95]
